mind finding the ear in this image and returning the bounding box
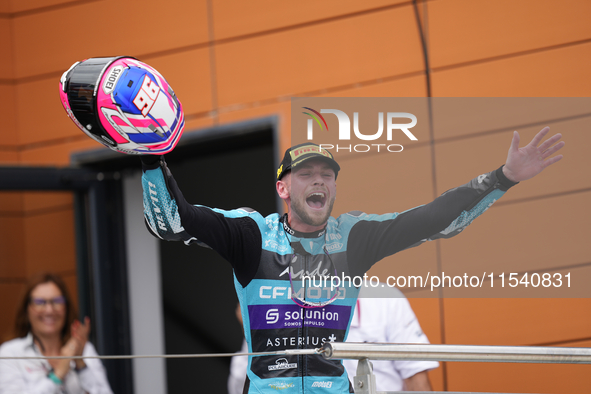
[276,179,290,200]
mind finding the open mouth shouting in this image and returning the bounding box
[306,191,327,210]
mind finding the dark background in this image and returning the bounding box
[159,129,277,393]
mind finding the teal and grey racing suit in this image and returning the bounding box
[141,156,517,393]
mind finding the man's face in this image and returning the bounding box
[287,160,337,228]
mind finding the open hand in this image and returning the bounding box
[503,127,564,182]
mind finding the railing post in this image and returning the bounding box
[354,358,378,394]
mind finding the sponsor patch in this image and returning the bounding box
[312,381,333,388]
[249,304,350,330]
[269,382,295,390]
[268,358,297,371]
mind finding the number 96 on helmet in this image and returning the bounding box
[59,56,184,155]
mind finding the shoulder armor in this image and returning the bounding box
[345,210,365,217]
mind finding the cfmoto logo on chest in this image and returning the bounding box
[303,107,417,152]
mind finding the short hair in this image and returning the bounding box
[13,272,78,345]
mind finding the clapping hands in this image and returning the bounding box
[55,317,91,377]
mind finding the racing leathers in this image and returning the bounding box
[140,157,517,393]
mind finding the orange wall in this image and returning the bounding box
[1,0,589,392]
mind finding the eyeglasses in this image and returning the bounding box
[29,296,66,310]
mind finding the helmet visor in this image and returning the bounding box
[63,56,127,146]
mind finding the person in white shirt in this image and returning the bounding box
[228,285,438,393]
[0,272,112,394]
[342,286,438,391]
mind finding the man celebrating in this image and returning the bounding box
[59,57,564,393]
[139,127,563,393]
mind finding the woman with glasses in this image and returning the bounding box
[0,272,112,394]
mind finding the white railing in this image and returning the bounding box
[3,343,589,393]
[320,342,591,394]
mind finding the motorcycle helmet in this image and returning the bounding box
[59,56,184,155]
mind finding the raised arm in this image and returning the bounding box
[140,155,262,286]
[348,127,565,275]
[348,165,515,275]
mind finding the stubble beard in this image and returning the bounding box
[291,195,336,228]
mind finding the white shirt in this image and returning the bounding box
[228,340,249,394]
[227,286,438,393]
[343,286,438,391]
[0,333,113,394]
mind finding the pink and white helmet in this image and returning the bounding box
[59,56,184,155]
